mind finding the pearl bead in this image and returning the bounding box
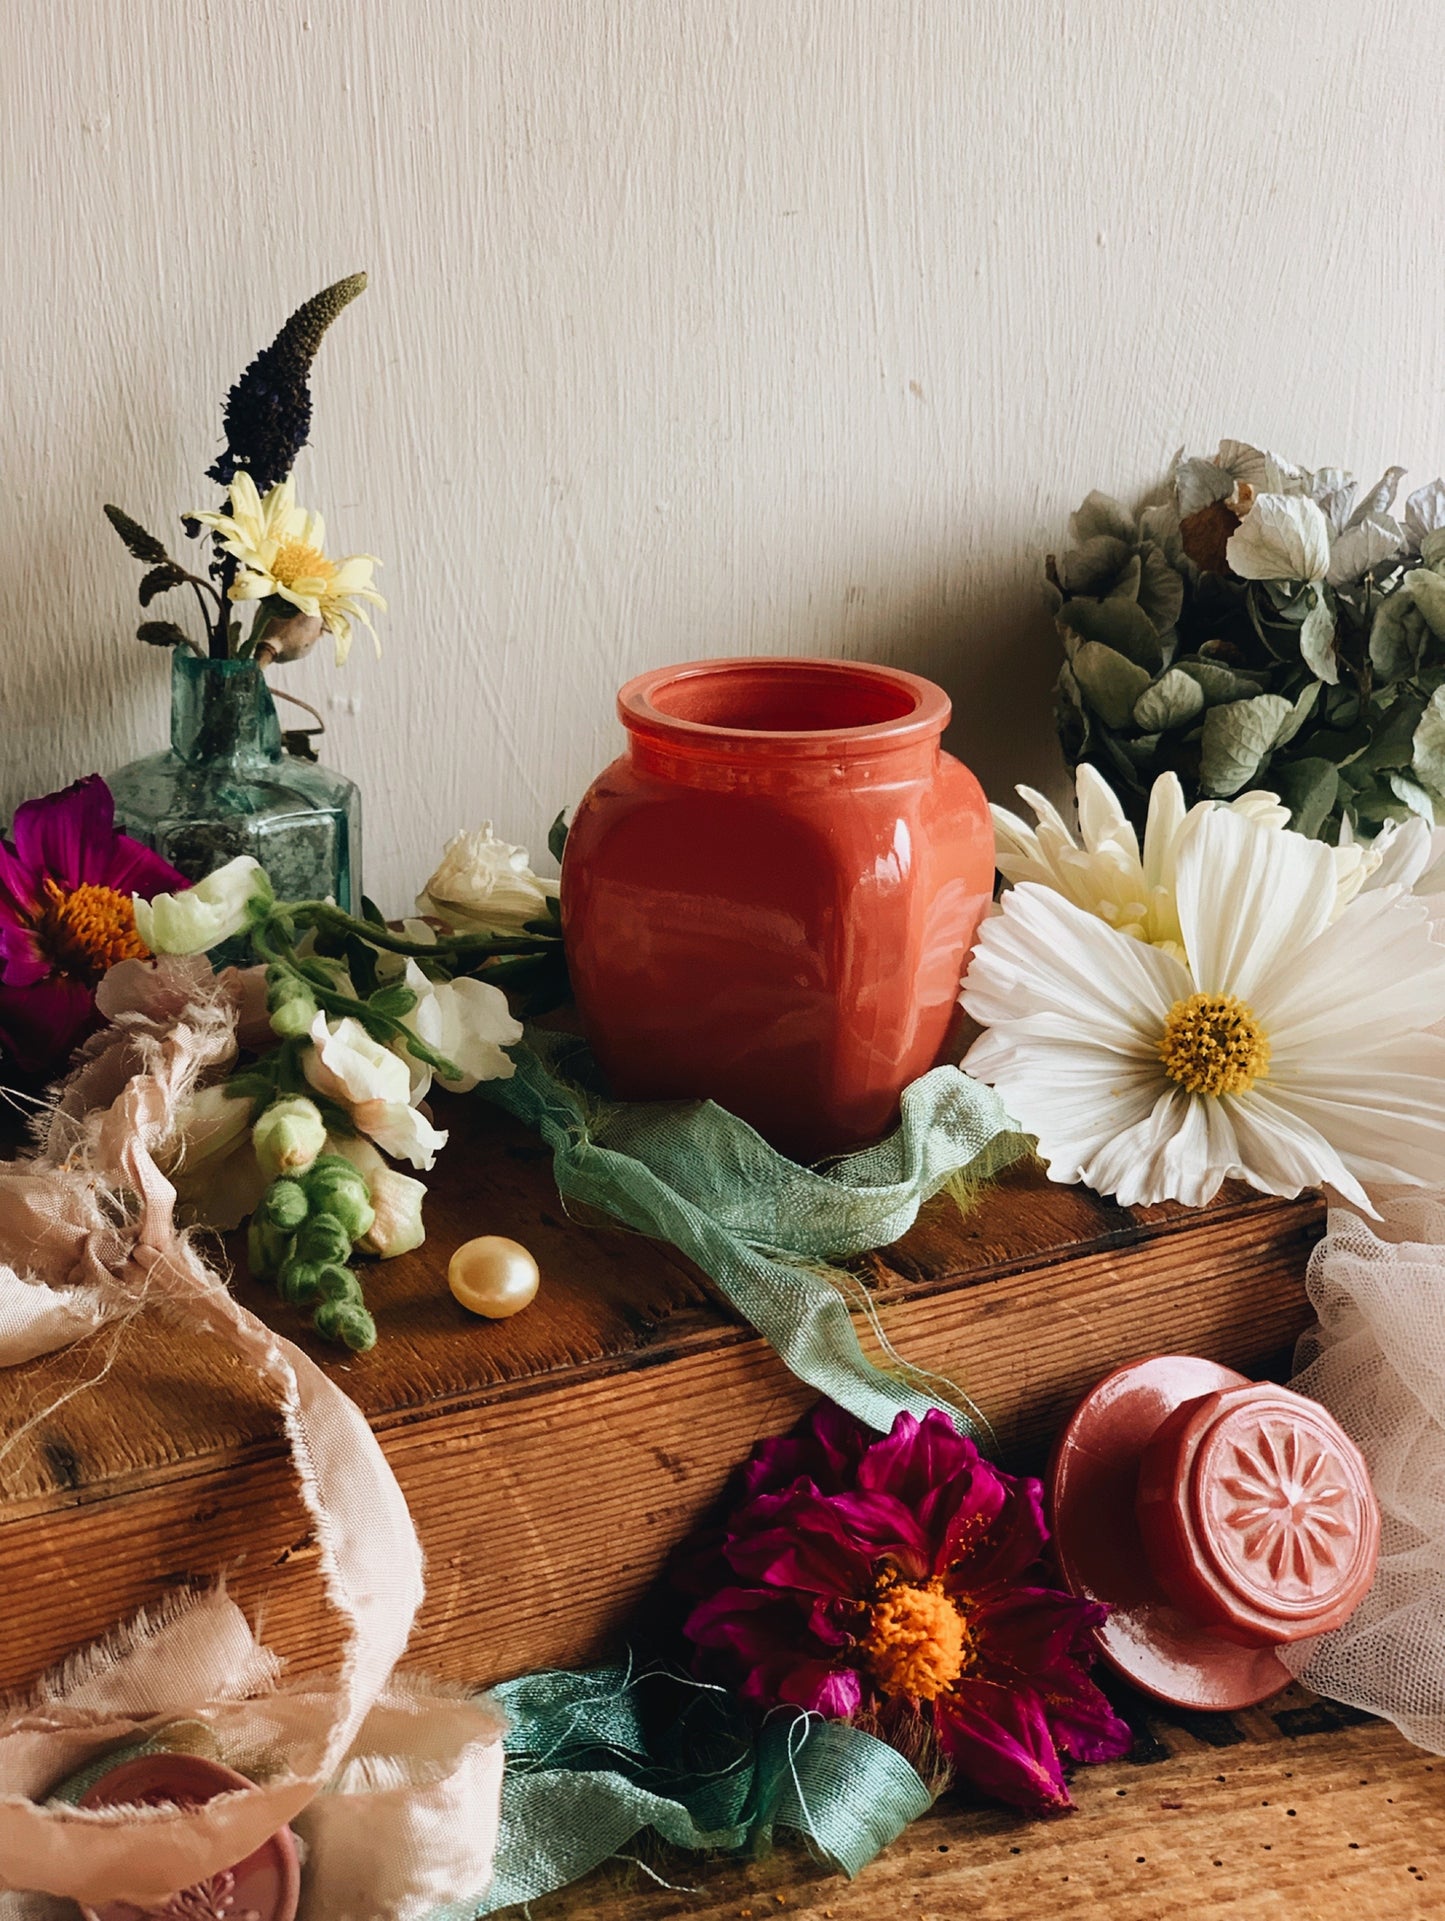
[448,1236,541,1319]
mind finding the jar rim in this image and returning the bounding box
[618,657,951,758]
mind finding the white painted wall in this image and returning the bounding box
[4,0,1444,909]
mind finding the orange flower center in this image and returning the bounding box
[38,878,148,983]
[271,538,337,593]
[860,1576,972,1702]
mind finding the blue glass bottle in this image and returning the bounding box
[109,651,361,909]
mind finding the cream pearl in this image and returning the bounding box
[448,1236,540,1319]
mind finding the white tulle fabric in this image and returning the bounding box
[0,964,504,1914]
[1281,1192,1445,1752]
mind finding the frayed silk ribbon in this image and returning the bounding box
[0,998,503,1915]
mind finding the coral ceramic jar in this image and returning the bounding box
[562,657,995,1161]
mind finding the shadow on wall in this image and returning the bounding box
[829,556,1065,811]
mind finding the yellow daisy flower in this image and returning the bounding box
[190,470,386,664]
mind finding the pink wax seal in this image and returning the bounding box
[1048,1355,1380,1711]
[76,1753,300,1921]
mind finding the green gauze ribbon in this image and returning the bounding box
[430,1664,934,1917]
[482,1029,1024,1440]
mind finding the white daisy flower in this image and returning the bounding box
[963,805,1445,1211]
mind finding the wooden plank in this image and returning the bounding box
[529,1696,1445,1921]
[0,1096,1325,1693]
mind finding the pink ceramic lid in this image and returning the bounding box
[1048,1355,1380,1712]
[76,1752,299,1921]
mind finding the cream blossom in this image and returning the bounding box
[160,1082,266,1229]
[189,470,385,665]
[323,1133,428,1258]
[392,960,523,1099]
[963,805,1445,1212]
[990,767,1373,956]
[417,825,558,935]
[302,1011,447,1170]
[134,856,273,955]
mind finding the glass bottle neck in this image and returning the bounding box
[170,653,283,767]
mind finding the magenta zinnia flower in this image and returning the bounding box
[0,776,186,1076]
[682,1401,1130,1813]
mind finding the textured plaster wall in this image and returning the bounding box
[3,0,1444,908]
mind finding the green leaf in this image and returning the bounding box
[1057,596,1163,669]
[1357,689,1428,773]
[1270,757,1339,836]
[1058,534,1132,596]
[1070,642,1153,730]
[1390,770,1439,821]
[135,619,192,648]
[138,563,186,606]
[1405,567,1445,641]
[547,809,570,865]
[344,934,380,998]
[1068,491,1136,547]
[1370,592,1426,680]
[1199,692,1313,796]
[1412,686,1445,796]
[1175,658,1261,706]
[1299,588,1338,685]
[104,504,173,566]
[1132,668,1204,734]
[1137,543,1186,633]
[368,982,419,1020]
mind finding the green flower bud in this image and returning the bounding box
[268,982,319,1040]
[295,1213,354,1265]
[246,1215,290,1284]
[277,1257,323,1307]
[314,1299,377,1352]
[301,1156,376,1241]
[263,1178,310,1232]
[253,1096,328,1179]
[316,1261,363,1304]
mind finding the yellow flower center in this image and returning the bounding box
[859,1577,972,1702]
[1159,991,1270,1097]
[38,879,149,984]
[271,538,337,592]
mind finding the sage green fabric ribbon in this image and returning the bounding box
[439,1664,934,1917]
[482,1031,1024,1440]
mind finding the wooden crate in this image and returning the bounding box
[0,1096,1323,1695]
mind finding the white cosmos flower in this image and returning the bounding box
[963,806,1445,1211]
[302,1011,448,1170]
[393,959,523,1098]
[991,767,1373,956]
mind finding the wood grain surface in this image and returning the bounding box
[527,1691,1445,1921]
[0,1094,1324,1693]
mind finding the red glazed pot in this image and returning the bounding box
[561,656,994,1161]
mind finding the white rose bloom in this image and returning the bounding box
[303,1012,448,1170]
[1225,493,1333,583]
[394,960,523,1099]
[134,856,274,955]
[418,824,558,934]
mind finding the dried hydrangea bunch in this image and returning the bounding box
[1050,439,1445,840]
